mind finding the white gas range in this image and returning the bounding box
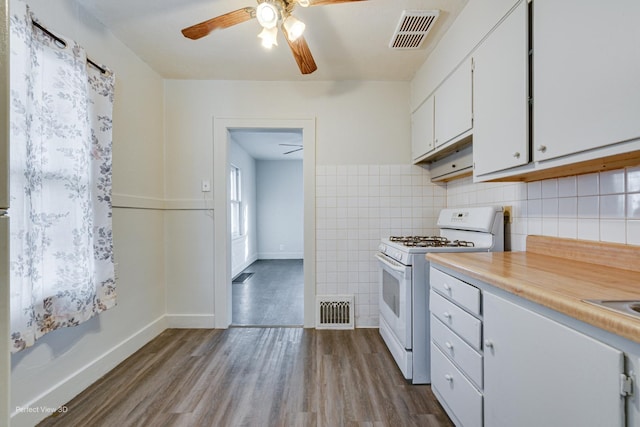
[376,206,504,384]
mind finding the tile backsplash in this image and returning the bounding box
[447,166,640,251]
[316,165,640,327]
[316,164,445,326]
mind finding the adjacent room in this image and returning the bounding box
[229,128,305,326]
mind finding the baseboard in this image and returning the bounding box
[231,253,258,278]
[356,317,379,328]
[165,314,215,328]
[258,252,304,260]
[11,315,168,427]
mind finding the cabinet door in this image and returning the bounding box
[533,0,640,161]
[484,292,624,427]
[435,59,473,148]
[411,96,435,160]
[473,1,529,176]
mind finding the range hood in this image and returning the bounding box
[429,144,473,182]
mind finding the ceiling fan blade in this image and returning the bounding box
[284,33,318,75]
[308,0,367,6]
[283,148,304,155]
[181,7,255,40]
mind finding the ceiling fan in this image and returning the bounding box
[181,0,367,75]
[279,143,303,154]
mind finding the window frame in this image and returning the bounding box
[230,164,243,238]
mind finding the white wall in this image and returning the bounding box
[257,160,303,259]
[229,139,258,276]
[164,80,415,325]
[9,1,166,425]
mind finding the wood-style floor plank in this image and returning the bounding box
[38,328,454,427]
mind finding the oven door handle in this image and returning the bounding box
[376,253,408,274]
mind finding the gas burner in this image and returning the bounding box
[389,236,475,248]
[447,240,475,248]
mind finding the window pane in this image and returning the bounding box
[231,202,240,236]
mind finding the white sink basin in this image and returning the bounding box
[583,299,640,319]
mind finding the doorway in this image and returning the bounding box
[213,118,316,328]
[228,128,304,326]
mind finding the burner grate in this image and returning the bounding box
[389,236,475,248]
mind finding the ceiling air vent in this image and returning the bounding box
[389,10,440,50]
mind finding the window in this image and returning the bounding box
[230,165,242,237]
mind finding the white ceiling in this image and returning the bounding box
[76,0,467,81]
[230,128,304,160]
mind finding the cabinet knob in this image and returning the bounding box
[536,145,547,153]
[443,312,452,320]
[444,374,453,382]
[445,341,454,350]
[513,152,521,158]
[484,339,494,349]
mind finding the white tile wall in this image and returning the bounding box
[447,167,640,251]
[317,165,640,328]
[316,164,446,327]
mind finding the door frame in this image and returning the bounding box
[213,117,316,328]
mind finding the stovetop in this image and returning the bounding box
[379,235,494,264]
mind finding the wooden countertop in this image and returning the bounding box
[426,235,640,344]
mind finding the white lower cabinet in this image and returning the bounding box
[432,343,483,427]
[483,292,625,427]
[430,267,484,427]
[430,266,629,427]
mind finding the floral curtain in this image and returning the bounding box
[9,2,116,353]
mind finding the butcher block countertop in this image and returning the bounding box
[427,235,640,344]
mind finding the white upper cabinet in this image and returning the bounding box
[411,96,435,161]
[533,0,640,162]
[412,60,473,163]
[435,58,473,148]
[473,1,529,177]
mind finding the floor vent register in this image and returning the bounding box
[316,295,355,330]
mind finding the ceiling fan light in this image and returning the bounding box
[283,15,306,41]
[297,0,311,7]
[258,26,278,49]
[256,2,279,29]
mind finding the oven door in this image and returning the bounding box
[376,252,412,349]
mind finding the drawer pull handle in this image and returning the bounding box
[485,340,494,349]
[443,284,452,292]
[444,374,453,382]
[443,312,452,319]
[445,341,454,350]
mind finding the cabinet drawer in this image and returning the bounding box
[431,267,481,315]
[431,343,483,427]
[430,290,482,350]
[431,315,483,388]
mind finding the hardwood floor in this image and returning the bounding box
[232,259,304,326]
[39,328,454,427]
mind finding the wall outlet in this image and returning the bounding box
[503,205,513,224]
[201,180,211,192]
